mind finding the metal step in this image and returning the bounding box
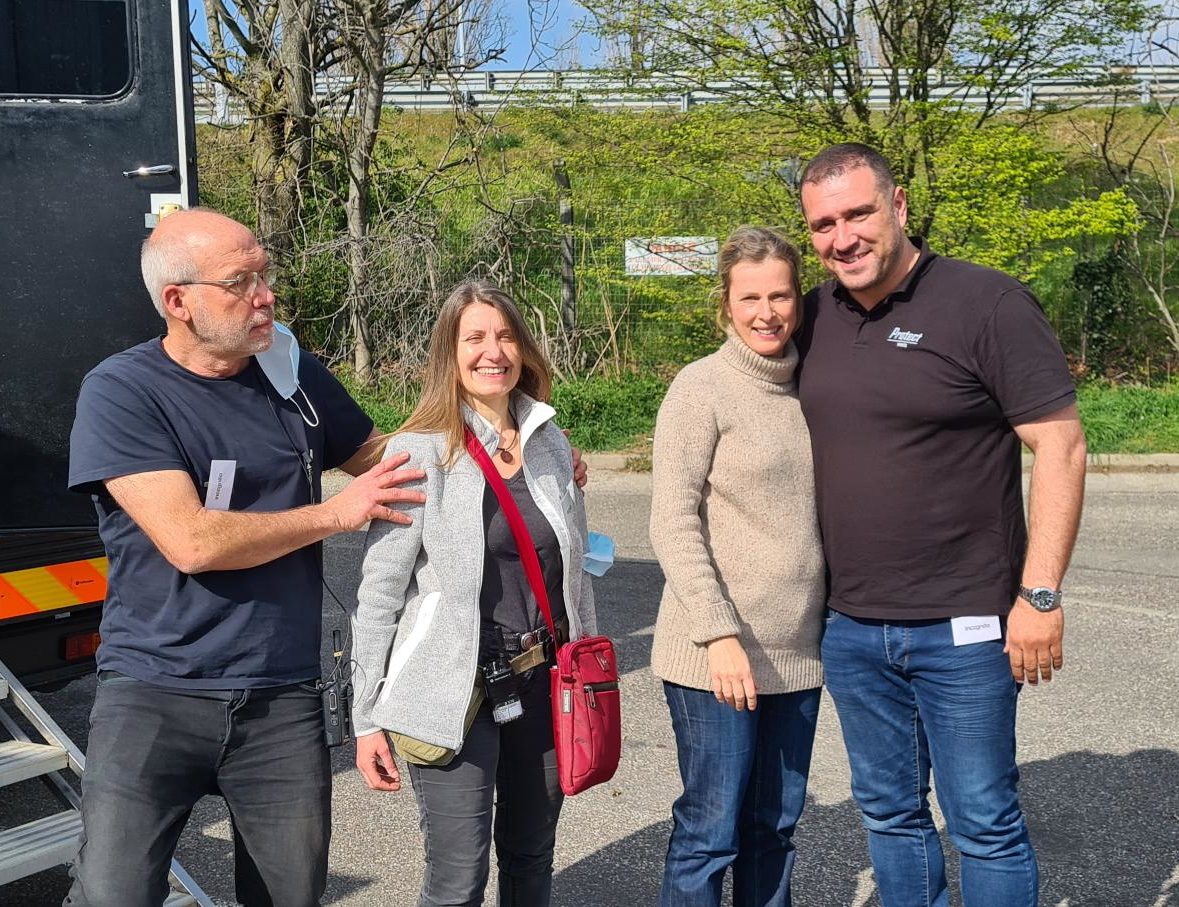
[0,810,82,886]
[0,739,69,786]
[0,660,214,904]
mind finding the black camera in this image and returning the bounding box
[482,654,523,725]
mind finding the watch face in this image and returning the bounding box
[1024,587,1061,611]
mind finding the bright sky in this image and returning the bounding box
[187,1,1173,72]
[492,0,603,69]
[187,1,605,72]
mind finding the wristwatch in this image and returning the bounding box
[1018,586,1063,612]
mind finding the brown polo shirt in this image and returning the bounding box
[796,240,1076,620]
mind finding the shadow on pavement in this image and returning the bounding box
[554,821,668,905]
[595,557,663,677]
[553,746,1179,907]
[1025,747,1179,906]
[553,794,873,907]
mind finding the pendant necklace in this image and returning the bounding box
[497,425,519,464]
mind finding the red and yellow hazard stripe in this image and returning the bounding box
[0,558,108,620]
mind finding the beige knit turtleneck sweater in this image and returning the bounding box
[649,332,825,695]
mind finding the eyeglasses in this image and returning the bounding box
[175,266,278,296]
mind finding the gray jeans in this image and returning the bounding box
[408,671,563,906]
[64,672,330,907]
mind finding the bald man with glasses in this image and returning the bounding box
[64,208,426,906]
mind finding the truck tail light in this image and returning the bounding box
[63,630,101,662]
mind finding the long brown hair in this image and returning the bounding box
[397,280,553,466]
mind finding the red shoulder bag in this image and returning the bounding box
[465,428,621,795]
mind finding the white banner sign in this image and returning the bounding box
[625,237,718,276]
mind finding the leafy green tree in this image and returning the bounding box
[515,104,1138,287]
[1071,249,1145,375]
[928,124,1138,282]
[1075,85,1179,361]
[583,0,1151,233]
[196,0,319,263]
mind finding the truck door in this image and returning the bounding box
[0,0,197,681]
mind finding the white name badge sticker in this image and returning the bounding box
[951,615,1002,647]
[204,460,237,510]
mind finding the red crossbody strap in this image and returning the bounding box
[464,427,558,641]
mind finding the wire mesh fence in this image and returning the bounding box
[262,184,734,393]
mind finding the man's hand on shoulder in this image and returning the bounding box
[327,451,425,532]
[104,452,425,573]
[562,429,588,489]
[1004,599,1064,686]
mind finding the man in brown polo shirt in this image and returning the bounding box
[795,143,1086,907]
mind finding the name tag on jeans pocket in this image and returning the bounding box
[951,615,1001,646]
[204,460,237,510]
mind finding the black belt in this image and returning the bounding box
[496,615,570,657]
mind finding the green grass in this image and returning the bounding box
[335,372,413,433]
[1077,380,1179,453]
[552,374,669,451]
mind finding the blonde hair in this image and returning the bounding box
[714,226,802,332]
[397,280,553,466]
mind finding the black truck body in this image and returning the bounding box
[0,0,197,685]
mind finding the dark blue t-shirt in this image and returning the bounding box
[68,338,373,688]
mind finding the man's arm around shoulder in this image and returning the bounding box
[106,428,424,574]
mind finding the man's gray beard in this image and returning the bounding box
[192,315,272,360]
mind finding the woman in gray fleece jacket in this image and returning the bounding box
[351,280,596,907]
[650,227,826,906]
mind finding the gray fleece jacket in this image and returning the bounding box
[351,392,597,746]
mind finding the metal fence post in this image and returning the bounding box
[554,160,577,335]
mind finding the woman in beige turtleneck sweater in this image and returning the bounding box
[650,226,825,907]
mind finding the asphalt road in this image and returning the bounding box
[3,469,1177,906]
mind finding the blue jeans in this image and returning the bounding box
[660,682,821,907]
[65,672,331,907]
[821,611,1038,907]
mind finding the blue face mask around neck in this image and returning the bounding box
[255,321,321,428]
[256,321,301,399]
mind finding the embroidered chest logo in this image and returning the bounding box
[886,327,924,349]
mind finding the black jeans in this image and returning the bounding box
[408,671,563,907]
[64,672,330,907]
